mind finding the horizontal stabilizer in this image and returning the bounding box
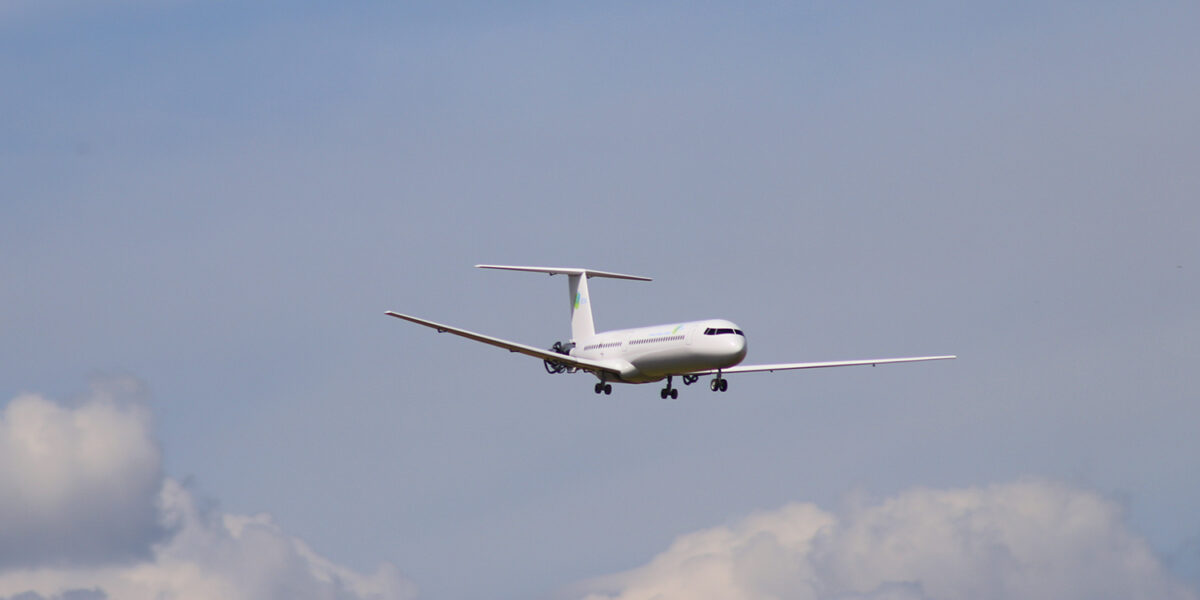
[475,264,651,281]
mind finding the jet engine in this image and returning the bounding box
[543,340,574,374]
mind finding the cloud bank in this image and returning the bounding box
[578,481,1197,600]
[5,383,1195,600]
[0,386,415,600]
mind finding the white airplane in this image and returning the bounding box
[386,265,955,398]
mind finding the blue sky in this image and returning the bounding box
[2,2,1199,599]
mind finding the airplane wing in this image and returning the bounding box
[384,311,623,376]
[686,355,956,375]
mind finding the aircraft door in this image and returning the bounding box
[684,323,695,346]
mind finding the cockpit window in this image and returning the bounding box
[703,327,745,336]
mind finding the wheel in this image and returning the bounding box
[670,389,679,399]
[719,379,728,392]
[710,379,720,392]
[660,388,668,399]
[594,382,603,394]
[604,384,612,395]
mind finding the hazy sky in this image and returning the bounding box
[3,2,1199,599]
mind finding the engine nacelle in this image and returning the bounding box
[543,340,574,374]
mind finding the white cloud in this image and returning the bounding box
[7,384,1196,600]
[577,481,1198,600]
[0,383,163,568]
[0,387,416,600]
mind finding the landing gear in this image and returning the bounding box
[682,375,699,386]
[594,382,612,395]
[660,375,679,399]
[710,375,728,392]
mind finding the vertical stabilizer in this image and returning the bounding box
[568,274,595,340]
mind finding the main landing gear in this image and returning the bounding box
[710,375,728,392]
[594,382,612,395]
[660,375,679,399]
[663,374,724,398]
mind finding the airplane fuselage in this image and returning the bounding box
[571,319,748,383]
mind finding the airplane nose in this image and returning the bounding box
[732,335,747,360]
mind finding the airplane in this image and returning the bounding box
[385,265,955,398]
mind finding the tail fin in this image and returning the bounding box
[475,265,651,341]
[568,274,594,340]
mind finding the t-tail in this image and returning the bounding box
[475,265,652,341]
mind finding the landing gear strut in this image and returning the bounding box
[710,373,728,392]
[594,381,612,395]
[660,375,679,399]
